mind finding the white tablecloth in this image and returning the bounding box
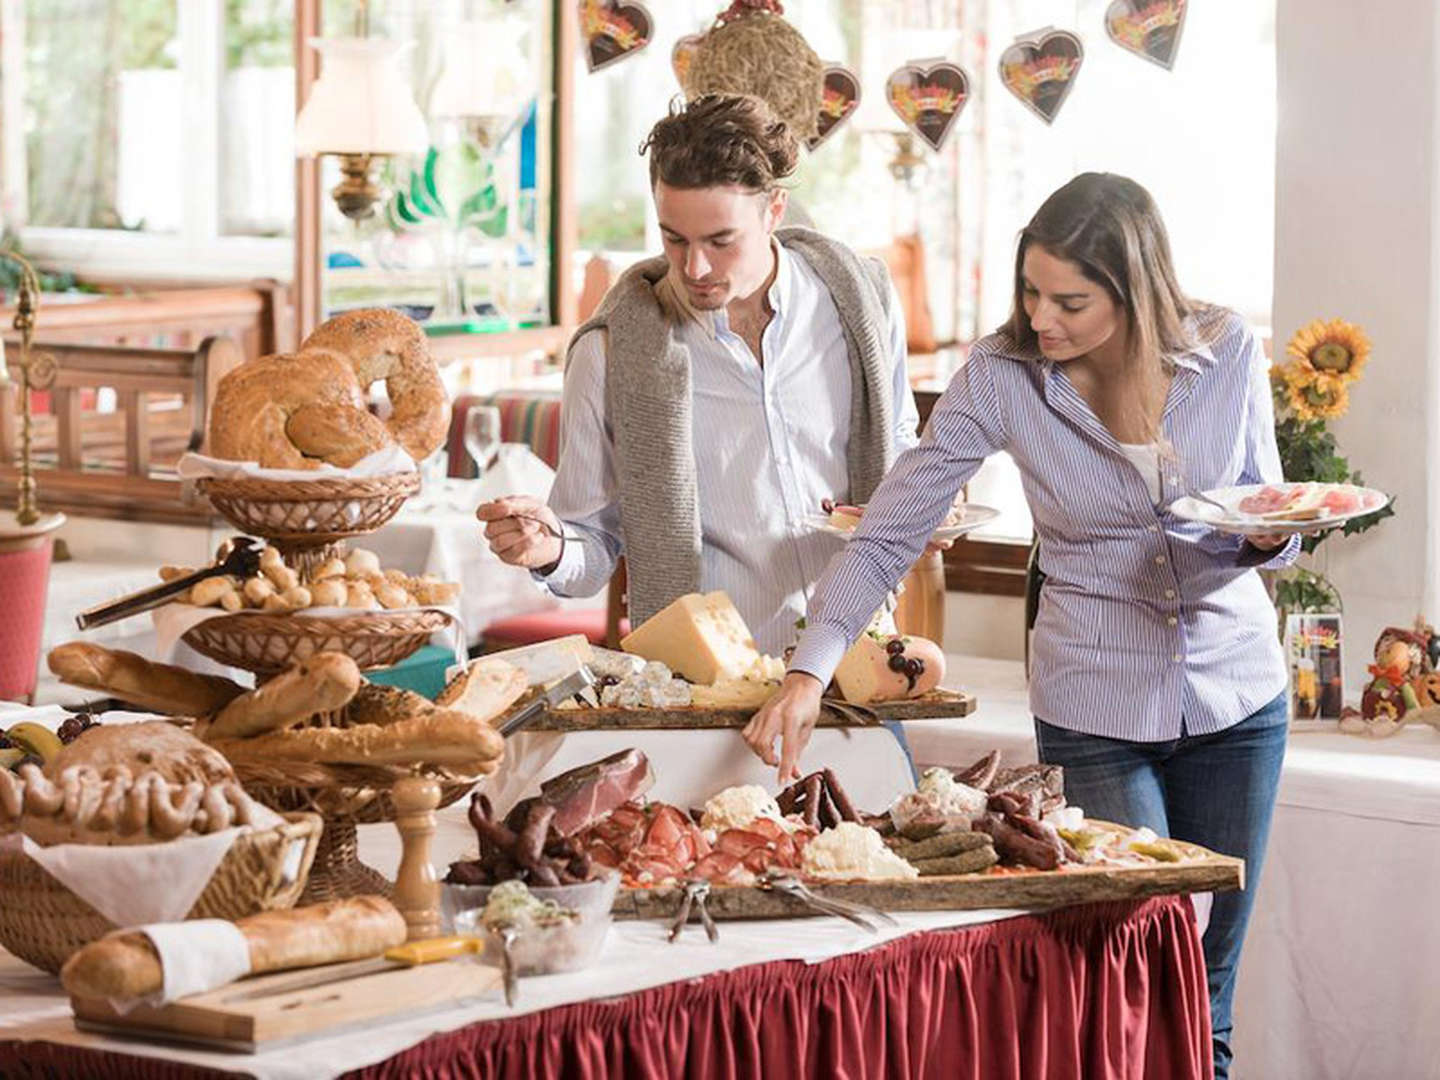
[901,656,1440,1080]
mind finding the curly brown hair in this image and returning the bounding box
[640,94,798,192]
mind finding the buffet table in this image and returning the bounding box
[904,656,1440,1080]
[0,896,1211,1080]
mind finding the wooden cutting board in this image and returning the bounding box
[527,688,976,731]
[71,958,501,1053]
[611,841,1243,922]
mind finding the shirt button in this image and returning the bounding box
[1172,653,1183,662]
[1155,554,1167,565]
[1165,589,1176,599]
[1167,616,1178,626]
[1148,524,1160,533]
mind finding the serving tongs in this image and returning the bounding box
[758,872,897,931]
[75,536,264,630]
[667,879,719,944]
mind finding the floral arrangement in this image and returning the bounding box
[1268,317,1393,614]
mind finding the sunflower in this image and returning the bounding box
[1282,364,1350,421]
[1286,318,1370,384]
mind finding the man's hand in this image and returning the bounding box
[476,496,564,570]
[743,671,825,783]
[923,537,955,556]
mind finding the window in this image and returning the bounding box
[2,0,295,279]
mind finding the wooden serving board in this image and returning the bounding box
[526,688,976,731]
[611,842,1242,922]
[71,958,501,1053]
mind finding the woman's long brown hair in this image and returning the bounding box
[1006,172,1217,446]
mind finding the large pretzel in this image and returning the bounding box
[209,308,448,469]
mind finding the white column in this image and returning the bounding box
[1272,0,1440,694]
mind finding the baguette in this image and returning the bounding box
[206,652,362,740]
[47,643,244,718]
[60,895,406,1001]
[211,707,506,770]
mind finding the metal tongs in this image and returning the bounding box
[667,879,719,944]
[75,536,264,630]
[758,871,897,932]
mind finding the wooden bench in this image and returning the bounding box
[0,336,244,525]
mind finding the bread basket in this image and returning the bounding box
[182,609,453,676]
[197,473,420,546]
[0,811,322,974]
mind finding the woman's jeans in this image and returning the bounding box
[1035,691,1288,1080]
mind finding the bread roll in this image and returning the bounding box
[212,707,507,770]
[60,896,407,1001]
[48,643,244,717]
[47,722,236,786]
[206,652,362,740]
[343,682,431,727]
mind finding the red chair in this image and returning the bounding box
[447,393,628,650]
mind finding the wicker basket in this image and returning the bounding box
[0,812,322,974]
[182,608,452,675]
[197,473,420,546]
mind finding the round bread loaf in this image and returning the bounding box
[47,722,236,786]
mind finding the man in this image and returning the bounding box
[478,93,919,658]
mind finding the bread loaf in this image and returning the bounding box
[60,895,407,1001]
[2,763,270,845]
[206,652,361,740]
[47,643,244,718]
[342,682,431,727]
[212,707,507,770]
[47,722,236,786]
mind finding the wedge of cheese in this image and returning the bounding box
[620,591,763,685]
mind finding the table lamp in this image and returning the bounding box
[295,37,428,222]
[428,14,534,149]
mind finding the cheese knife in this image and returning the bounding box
[498,666,597,736]
[220,935,484,1003]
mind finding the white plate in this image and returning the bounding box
[806,502,1001,542]
[1169,482,1391,535]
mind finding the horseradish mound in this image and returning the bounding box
[801,821,918,881]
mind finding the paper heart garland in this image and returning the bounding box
[580,0,653,73]
[998,28,1084,125]
[807,64,861,151]
[672,33,704,91]
[885,60,970,152]
[1105,0,1186,70]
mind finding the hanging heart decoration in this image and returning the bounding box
[807,64,861,150]
[1105,0,1187,70]
[884,60,970,152]
[580,0,654,73]
[998,28,1084,125]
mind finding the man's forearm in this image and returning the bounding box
[531,522,620,598]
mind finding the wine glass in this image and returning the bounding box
[464,405,503,480]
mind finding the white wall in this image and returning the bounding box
[1272,0,1440,695]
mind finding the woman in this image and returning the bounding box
[744,172,1297,1078]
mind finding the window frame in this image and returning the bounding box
[2,0,293,283]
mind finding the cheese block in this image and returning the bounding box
[833,632,945,705]
[476,635,594,687]
[690,678,779,709]
[620,591,763,685]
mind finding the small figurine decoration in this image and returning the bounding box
[1340,618,1440,737]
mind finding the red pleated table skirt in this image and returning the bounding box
[0,896,1211,1080]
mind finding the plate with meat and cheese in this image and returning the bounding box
[1170,482,1390,535]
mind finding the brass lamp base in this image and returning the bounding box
[332,153,382,222]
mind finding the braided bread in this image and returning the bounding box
[208,308,447,469]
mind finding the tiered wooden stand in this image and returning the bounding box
[193,472,478,905]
